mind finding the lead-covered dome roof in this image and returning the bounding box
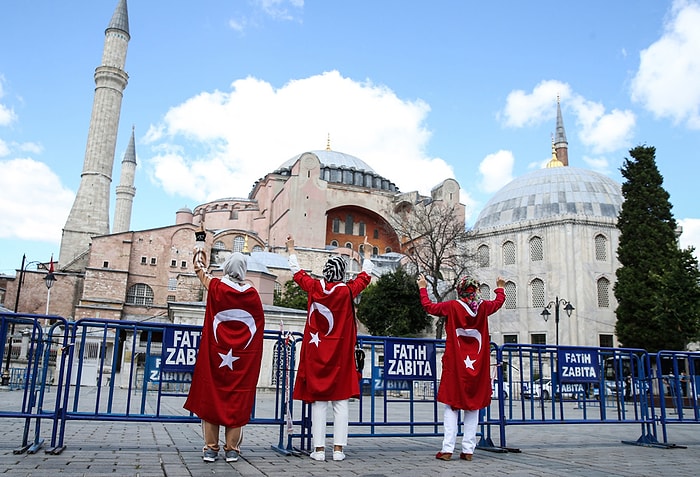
[275,150,377,174]
[473,167,622,230]
[273,149,398,192]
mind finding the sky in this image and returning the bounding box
[1,0,700,276]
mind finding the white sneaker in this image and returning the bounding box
[333,450,346,461]
[310,450,325,461]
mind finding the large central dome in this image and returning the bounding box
[473,167,622,230]
[275,150,378,175]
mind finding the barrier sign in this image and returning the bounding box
[384,339,436,380]
[558,347,599,383]
[371,367,412,391]
[161,328,201,372]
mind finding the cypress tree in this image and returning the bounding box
[614,145,700,351]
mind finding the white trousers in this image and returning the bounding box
[441,405,479,454]
[311,399,349,449]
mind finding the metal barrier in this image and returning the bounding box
[655,350,700,444]
[490,344,671,449]
[3,312,699,455]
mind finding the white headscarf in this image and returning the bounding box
[223,252,247,283]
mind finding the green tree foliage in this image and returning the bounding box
[356,268,432,337]
[273,279,307,310]
[614,145,700,351]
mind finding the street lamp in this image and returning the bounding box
[44,258,56,316]
[541,297,575,347]
[1,254,56,385]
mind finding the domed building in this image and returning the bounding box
[468,104,622,350]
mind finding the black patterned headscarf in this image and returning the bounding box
[323,256,346,282]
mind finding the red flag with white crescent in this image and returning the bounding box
[184,278,265,428]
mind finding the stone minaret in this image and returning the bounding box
[554,96,569,166]
[59,0,130,270]
[113,126,137,233]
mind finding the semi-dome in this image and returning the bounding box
[473,167,622,230]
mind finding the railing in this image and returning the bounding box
[2,311,699,456]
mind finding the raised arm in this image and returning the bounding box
[193,224,212,289]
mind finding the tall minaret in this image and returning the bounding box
[554,96,569,166]
[113,126,137,233]
[59,0,130,270]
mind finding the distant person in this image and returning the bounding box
[287,235,373,462]
[184,227,265,463]
[417,274,505,462]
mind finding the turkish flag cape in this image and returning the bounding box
[420,287,505,410]
[184,278,265,428]
[293,270,371,402]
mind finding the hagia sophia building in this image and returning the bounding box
[3,1,624,386]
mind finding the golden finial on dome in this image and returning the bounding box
[243,234,250,254]
[326,133,331,151]
[546,137,564,168]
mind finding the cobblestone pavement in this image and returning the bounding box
[1,388,698,477]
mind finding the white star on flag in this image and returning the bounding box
[310,331,321,347]
[218,349,240,370]
[464,355,476,370]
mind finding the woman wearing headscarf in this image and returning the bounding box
[286,235,373,462]
[184,227,265,464]
[417,274,505,462]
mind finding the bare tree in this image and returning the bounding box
[388,199,473,339]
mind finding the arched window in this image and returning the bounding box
[213,241,226,250]
[503,241,516,265]
[233,236,245,253]
[478,245,490,267]
[345,242,353,249]
[372,246,379,256]
[126,283,154,306]
[330,240,338,247]
[480,284,491,300]
[252,245,263,252]
[597,277,610,307]
[359,245,365,256]
[530,278,544,308]
[529,236,543,262]
[504,281,517,309]
[595,234,607,261]
[385,247,392,253]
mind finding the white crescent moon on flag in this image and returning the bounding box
[308,302,334,335]
[213,309,256,348]
[456,328,482,353]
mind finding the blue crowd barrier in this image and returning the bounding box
[2,312,699,456]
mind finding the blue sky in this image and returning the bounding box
[1,0,699,276]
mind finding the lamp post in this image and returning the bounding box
[44,258,56,316]
[541,297,575,347]
[541,297,574,397]
[1,254,56,385]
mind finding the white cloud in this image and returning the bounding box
[0,76,18,127]
[501,80,571,128]
[479,150,514,193]
[0,158,74,243]
[569,98,636,154]
[144,70,455,202]
[630,0,700,129]
[679,218,700,260]
[0,139,9,157]
[501,81,635,157]
[581,155,613,174]
[256,0,304,20]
